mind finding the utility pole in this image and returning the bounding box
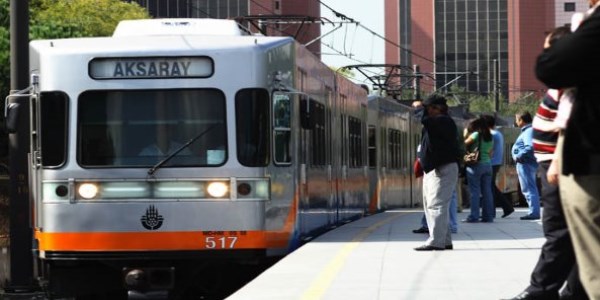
[493,59,500,115]
[413,64,421,101]
[6,0,34,292]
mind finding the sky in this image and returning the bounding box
[319,0,385,88]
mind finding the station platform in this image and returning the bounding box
[228,208,545,300]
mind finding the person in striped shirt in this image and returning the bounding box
[507,26,588,300]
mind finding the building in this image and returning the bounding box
[385,0,589,101]
[126,0,321,55]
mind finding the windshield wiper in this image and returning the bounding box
[147,124,219,176]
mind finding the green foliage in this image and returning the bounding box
[331,66,355,80]
[31,0,149,38]
[0,0,8,28]
[442,84,541,118]
[0,0,150,104]
[0,26,8,97]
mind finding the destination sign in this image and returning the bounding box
[89,56,213,79]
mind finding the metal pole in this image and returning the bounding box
[413,64,421,100]
[493,59,500,114]
[6,0,34,291]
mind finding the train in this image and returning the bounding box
[4,18,519,299]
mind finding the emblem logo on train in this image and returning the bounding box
[141,205,164,230]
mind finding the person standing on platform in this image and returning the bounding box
[462,117,494,223]
[483,115,514,218]
[535,0,600,297]
[413,122,464,234]
[512,112,540,220]
[506,25,588,300]
[412,94,459,251]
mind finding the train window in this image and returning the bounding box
[380,127,387,168]
[311,100,326,167]
[348,117,363,168]
[41,91,69,167]
[236,89,270,167]
[78,89,227,168]
[273,93,291,165]
[388,129,401,169]
[368,126,376,168]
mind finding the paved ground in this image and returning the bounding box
[229,208,545,300]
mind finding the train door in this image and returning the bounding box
[325,87,336,225]
[410,117,423,208]
[367,123,378,213]
[28,84,42,229]
[337,95,348,221]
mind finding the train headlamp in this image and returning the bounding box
[207,182,228,198]
[78,183,99,199]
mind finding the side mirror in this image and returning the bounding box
[299,96,315,130]
[5,102,20,133]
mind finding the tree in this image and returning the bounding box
[30,0,149,38]
[0,0,150,99]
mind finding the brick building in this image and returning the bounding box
[126,0,321,56]
[384,0,589,101]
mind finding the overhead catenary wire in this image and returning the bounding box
[316,0,543,95]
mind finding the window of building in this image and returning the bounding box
[564,2,576,12]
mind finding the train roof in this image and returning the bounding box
[29,34,294,56]
[113,18,247,37]
[29,18,295,55]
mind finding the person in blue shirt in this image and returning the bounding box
[512,111,540,220]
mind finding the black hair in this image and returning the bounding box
[482,114,496,128]
[467,117,492,142]
[516,111,533,124]
[546,26,571,47]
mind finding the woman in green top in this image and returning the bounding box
[463,117,495,222]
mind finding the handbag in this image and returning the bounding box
[463,134,481,166]
[413,158,424,178]
[463,149,480,165]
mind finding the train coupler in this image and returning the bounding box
[123,267,174,300]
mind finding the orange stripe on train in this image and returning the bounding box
[36,189,301,252]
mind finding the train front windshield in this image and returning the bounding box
[78,89,227,167]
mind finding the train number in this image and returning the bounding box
[205,236,238,249]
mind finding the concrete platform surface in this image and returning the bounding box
[228,208,545,300]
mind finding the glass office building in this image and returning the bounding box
[434,0,508,95]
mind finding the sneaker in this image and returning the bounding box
[461,218,479,223]
[520,215,540,220]
[502,208,515,218]
[412,227,429,234]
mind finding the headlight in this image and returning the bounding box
[207,182,228,198]
[78,183,99,199]
[235,179,270,200]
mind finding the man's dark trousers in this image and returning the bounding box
[526,161,587,298]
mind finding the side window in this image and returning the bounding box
[348,116,363,168]
[368,125,376,168]
[380,127,387,168]
[273,93,292,165]
[388,129,401,169]
[311,100,326,167]
[236,89,270,167]
[41,91,69,167]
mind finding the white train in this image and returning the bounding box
[6,18,518,299]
